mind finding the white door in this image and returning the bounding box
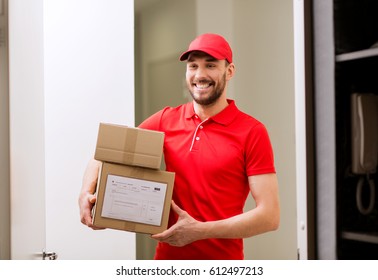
[9,0,136,260]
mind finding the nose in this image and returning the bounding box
[194,66,207,80]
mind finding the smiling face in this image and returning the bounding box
[186,51,234,107]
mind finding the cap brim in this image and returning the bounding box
[179,49,225,61]
[179,51,191,61]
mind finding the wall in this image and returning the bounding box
[135,0,196,125]
[135,0,197,259]
[0,0,10,260]
[233,0,297,259]
[135,0,297,259]
[195,0,235,98]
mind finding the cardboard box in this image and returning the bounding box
[94,123,164,169]
[92,162,175,234]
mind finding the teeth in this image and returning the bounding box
[196,83,210,89]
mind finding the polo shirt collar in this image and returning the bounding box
[184,99,238,126]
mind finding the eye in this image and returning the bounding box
[207,63,216,68]
[187,63,197,69]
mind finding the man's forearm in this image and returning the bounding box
[81,158,101,195]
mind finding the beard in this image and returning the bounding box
[187,72,227,106]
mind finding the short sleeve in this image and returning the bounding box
[138,107,170,131]
[245,123,276,176]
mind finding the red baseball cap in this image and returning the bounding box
[179,33,233,63]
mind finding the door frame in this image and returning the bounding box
[294,0,316,260]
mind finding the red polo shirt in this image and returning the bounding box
[139,99,275,260]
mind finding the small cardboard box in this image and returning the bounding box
[94,123,164,169]
[92,162,175,234]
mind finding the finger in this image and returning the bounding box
[79,194,100,228]
[151,227,174,240]
[81,209,93,226]
[171,200,185,216]
[82,210,105,230]
[89,194,96,204]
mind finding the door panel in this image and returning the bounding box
[9,0,136,259]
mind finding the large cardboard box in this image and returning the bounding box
[92,162,175,234]
[94,123,164,169]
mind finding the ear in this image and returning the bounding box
[226,63,235,81]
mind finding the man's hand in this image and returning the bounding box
[151,201,203,247]
[78,159,105,230]
[78,191,104,230]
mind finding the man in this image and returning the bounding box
[79,33,280,260]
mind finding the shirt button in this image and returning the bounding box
[195,115,199,119]
[196,136,200,141]
[199,126,203,129]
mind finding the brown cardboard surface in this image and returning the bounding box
[92,162,175,234]
[94,123,164,169]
